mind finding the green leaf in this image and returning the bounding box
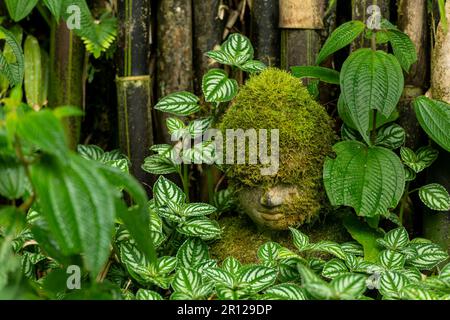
[322,259,349,279]
[43,0,62,21]
[407,243,448,270]
[331,273,367,299]
[401,285,439,300]
[379,250,406,270]
[337,95,399,131]
[5,0,38,22]
[205,50,233,65]
[400,146,439,173]
[324,141,405,217]
[171,268,208,299]
[375,124,405,149]
[176,217,221,240]
[61,1,117,58]
[176,238,209,269]
[222,33,254,65]
[214,187,235,213]
[182,141,216,165]
[153,176,186,208]
[308,241,347,260]
[24,35,43,109]
[419,183,450,211]
[0,153,26,200]
[237,266,277,292]
[297,265,334,299]
[263,283,307,300]
[30,155,115,275]
[187,118,212,138]
[413,96,450,152]
[340,49,404,143]
[142,155,178,175]
[136,289,163,300]
[240,60,267,73]
[0,26,25,87]
[205,268,235,287]
[222,257,242,274]
[404,166,416,182]
[257,242,281,263]
[166,117,185,135]
[385,29,418,72]
[379,271,409,299]
[316,21,366,65]
[341,242,364,256]
[289,227,309,251]
[291,66,340,85]
[382,227,410,250]
[202,69,238,103]
[438,0,448,33]
[16,110,68,159]
[154,91,200,116]
[343,215,383,263]
[99,165,155,263]
[181,203,216,217]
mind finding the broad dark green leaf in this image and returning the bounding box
[413,96,450,152]
[30,154,115,275]
[0,153,26,200]
[316,21,366,65]
[340,49,404,143]
[5,0,39,22]
[324,141,405,217]
[16,110,68,159]
[291,66,340,84]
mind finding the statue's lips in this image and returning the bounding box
[257,209,284,221]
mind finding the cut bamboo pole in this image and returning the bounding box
[48,21,85,150]
[397,0,428,149]
[423,1,450,254]
[156,0,193,144]
[116,0,154,186]
[280,0,326,70]
[251,0,280,66]
[193,0,224,95]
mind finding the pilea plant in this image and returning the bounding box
[292,18,450,226]
[141,33,266,202]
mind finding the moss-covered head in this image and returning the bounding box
[220,68,336,229]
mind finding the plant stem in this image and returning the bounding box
[399,182,410,224]
[14,137,36,213]
[182,164,190,202]
[206,167,214,204]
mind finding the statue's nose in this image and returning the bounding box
[260,189,284,208]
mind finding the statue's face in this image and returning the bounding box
[237,184,304,230]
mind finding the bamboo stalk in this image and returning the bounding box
[397,0,428,149]
[193,0,224,95]
[156,0,193,144]
[280,0,326,70]
[423,1,450,254]
[116,0,154,186]
[48,21,85,150]
[251,0,280,66]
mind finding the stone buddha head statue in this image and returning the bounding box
[220,68,336,230]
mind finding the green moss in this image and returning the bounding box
[220,68,336,186]
[210,212,351,264]
[219,68,336,224]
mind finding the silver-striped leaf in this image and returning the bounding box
[202,69,238,103]
[154,91,200,116]
[419,183,450,211]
